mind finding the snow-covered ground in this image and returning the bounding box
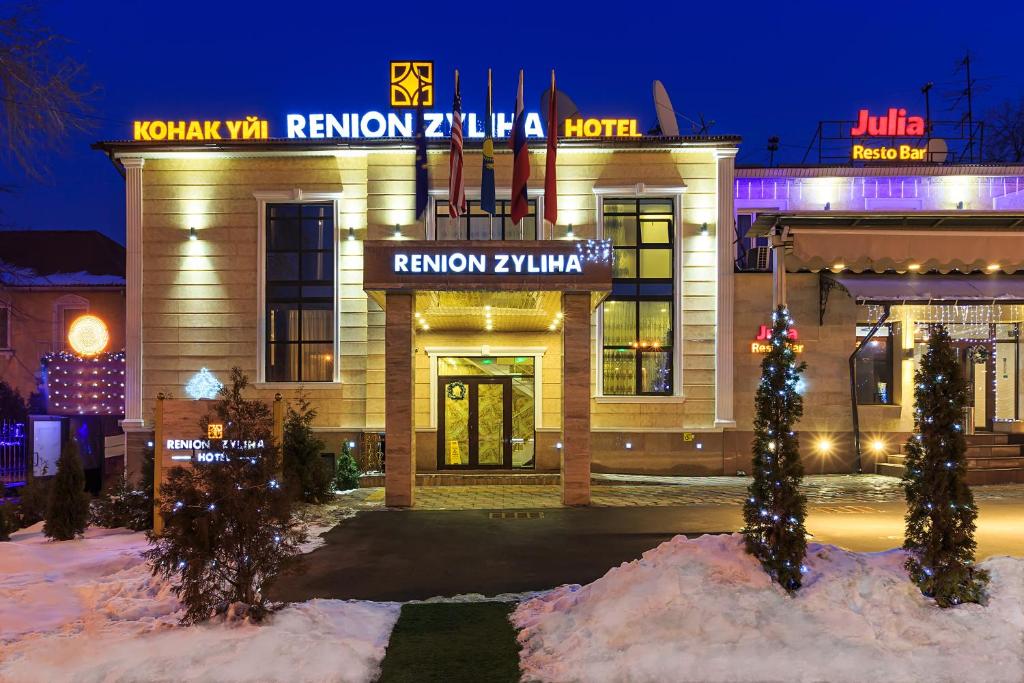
[514,534,1024,683]
[0,524,399,683]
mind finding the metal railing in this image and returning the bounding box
[0,421,27,488]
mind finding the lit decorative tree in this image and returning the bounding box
[147,368,304,624]
[742,305,808,592]
[902,324,988,607]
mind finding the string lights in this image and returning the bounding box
[42,351,126,416]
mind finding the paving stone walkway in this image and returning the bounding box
[336,475,1024,511]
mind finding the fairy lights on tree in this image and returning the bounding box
[902,324,989,607]
[742,305,809,592]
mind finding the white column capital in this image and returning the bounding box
[121,157,145,169]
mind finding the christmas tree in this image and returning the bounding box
[44,439,91,540]
[742,305,808,592]
[282,391,333,503]
[146,368,305,624]
[902,324,988,607]
[334,440,362,491]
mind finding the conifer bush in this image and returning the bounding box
[43,439,90,540]
[742,305,809,592]
[282,392,333,503]
[334,441,361,491]
[146,368,304,624]
[92,444,155,531]
[902,324,988,607]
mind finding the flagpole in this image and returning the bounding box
[488,68,495,239]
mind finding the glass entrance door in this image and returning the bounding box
[439,377,513,468]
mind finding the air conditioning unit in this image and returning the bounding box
[746,246,771,272]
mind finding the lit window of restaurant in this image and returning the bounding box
[434,199,537,240]
[265,203,335,382]
[854,323,893,404]
[601,198,674,395]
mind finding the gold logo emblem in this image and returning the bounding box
[390,61,434,108]
[207,423,224,440]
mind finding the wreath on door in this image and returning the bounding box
[968,345,990,364]
[446,381,467,401]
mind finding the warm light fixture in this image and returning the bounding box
[189,226,198,241]
[815,438,833,454]
[870,439,886,454]
[907,263,921,271]
[832,262,845,271]
[987,264,1000,272]
[67,315,110,356]
[699,222,709,236]
[348,226,356,241]
[393,224,402,239]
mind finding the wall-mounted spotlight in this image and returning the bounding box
[699,222,709,237]
[348,226,356,241]
[624,441,632,450]
[189,226,198,241]
[565,224,575,239]
[823,202,831,211]
[393,224,402,239]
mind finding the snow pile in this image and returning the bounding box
[0,525,399,683]
[513,534,1024,683]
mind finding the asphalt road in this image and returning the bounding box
[271,500,1024,602]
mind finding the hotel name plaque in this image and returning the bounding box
[363,240,613,292]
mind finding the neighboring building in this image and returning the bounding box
[734,167,1024,482]
[0,230,126,401]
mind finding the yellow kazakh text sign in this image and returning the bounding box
[133,117,269,141]
[564,118,641,138]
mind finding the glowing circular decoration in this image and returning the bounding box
[67,315,110,356]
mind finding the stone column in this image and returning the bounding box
[384,292,415,507]
[715,150,737,427]
[561,291,591,506]
[121,157,145,482]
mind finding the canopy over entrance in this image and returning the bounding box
[824,273,1024,305]
[752,212,1024,274]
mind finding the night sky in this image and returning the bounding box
[1,1,1022,244]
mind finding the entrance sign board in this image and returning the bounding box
[363,240,613,292]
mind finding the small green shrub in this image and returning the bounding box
[334,443,361,491]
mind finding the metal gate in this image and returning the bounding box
[0,421,27,488]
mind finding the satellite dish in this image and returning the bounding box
[652,80,680,137]
[926,138,948,164]
[540,89,581,128]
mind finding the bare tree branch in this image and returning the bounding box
[984,97,1024,163]
[0,5,95,179]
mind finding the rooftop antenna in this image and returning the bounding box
[921,81,934,139]
[652,80,680,137]
[767,136,780,166]
[540,87,580,129]
[693,113,715,136]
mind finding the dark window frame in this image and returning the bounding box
[855,322,894,405]
[264,202,336,383]
[602,198,675,396]
[433,198,537,240]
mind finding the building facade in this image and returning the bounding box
[96,134,740,502]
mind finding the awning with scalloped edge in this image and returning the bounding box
[751,212,1024,274]
[824,273,1024,304]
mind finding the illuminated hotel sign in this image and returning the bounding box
[751,325,804,354]
[394,252,584,275]
[564,118,641,138]
[850,108,927,162]
[286,111,545,139]
[132,117,269,141]
[165,436,266,464]
[390,60,434,108]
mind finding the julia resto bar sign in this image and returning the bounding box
[362,240,613,292]
[850,108,928,161]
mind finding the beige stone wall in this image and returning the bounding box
[731,273,912,473]
[137,145,724,470]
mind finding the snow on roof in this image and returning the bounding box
[0,261,125,287]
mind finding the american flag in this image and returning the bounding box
[448,70,466,218]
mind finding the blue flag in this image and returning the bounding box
[415,103,428,220]
[480,69,496,215]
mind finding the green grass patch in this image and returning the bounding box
[377,602,521,683]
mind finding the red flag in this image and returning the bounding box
[448,70,466,218]
[544,70,558,227]
[509,69,531,225]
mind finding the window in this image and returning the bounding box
[0,304,9,349]
[434,199,537,240]
[601,198,674,395]
[735,211,771,272]
[52,295,88,351]
[855,324,893,404]
[265,203,335,382]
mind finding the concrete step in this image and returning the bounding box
[966,455,1024,470]
[966,432,1010,445]
[966,468,1024,485]
[876,462,906,478]
[886,453,906,465]
[965,444,1023,458]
